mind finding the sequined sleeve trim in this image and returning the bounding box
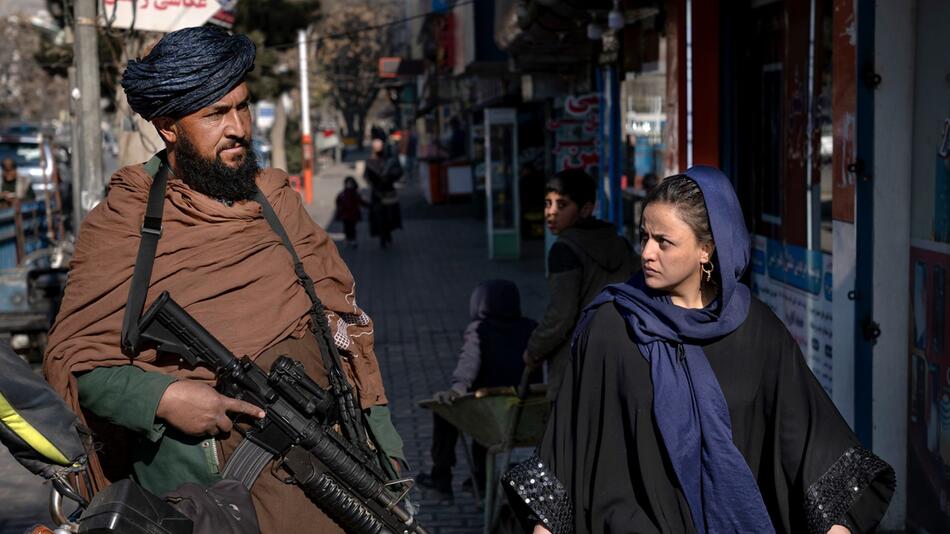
[502,455,573,534]
[804,445,895,534]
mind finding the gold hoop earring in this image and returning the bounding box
[701,261,714,283]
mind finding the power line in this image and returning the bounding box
[266,0,475,51]
[32,1,476,76]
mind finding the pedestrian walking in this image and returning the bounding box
[505,168,895,534]
[335,176,367,248]
[418,280,539,499]
[364,135,403,248]
[522,169,639,400]
[405,129,419,181]
[43,27,405,534]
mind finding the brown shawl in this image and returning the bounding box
[43,163,387,488]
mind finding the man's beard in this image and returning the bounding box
[174,133,260,203]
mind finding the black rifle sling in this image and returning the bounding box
[252,189,370,452]
[120,153,169,356]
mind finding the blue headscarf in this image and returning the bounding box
[122,26,255,120]
[575,166,774,532]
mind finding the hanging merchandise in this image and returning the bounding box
[934,118,950,243]
[908,243,950,531]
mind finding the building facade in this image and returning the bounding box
[401,2,949,527]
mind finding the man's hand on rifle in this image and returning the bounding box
[156,379,265,437]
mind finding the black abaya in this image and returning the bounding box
[364,155,403,240]
[505,297,894,534]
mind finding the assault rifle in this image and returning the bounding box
[135,291,427,534]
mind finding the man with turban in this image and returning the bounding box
[43,26,405,533]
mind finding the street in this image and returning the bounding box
[308,162,548,531]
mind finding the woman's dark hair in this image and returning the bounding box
[643,174,713,246]
[344,176,357,189]
[546,169,596,208]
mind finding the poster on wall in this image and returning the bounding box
[831,0,856,223]
[543,94,602,258]
[546,94,600,175]
[750,235,834,393]
[101,0,234,33]
[907,241,950,532]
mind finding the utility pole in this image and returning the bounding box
[298,29,313,204]
[73,0,104,222]
[68,67,82,233]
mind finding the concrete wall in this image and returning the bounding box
[833,220,856,425]
[872,0,916,528]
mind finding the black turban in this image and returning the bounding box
[121,26,255,120]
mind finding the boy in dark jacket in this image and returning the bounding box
[418,279,538,499]
[523,169,639,400]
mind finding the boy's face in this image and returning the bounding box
[544,191,593,235]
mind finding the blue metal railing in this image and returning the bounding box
[0,201,55,270]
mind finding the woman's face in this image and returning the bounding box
[640,202,714,298]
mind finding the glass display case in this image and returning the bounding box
[484,108,519,259]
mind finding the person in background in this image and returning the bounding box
[642,172,659,193]
[1,157,35,205]
[405,129,419,181]
[364,134,403,248]
[335,176,368,249]
[417,280,539,500]
[522,169,639,401]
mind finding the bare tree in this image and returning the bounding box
[314,1,396,148]
[0,15,69,123]
[234,0,320,172]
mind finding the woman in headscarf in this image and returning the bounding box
[364,135,403,248]
[504,167,895,534]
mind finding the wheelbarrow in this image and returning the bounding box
[418,376,550,534]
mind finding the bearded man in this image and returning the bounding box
[43,27,404,533]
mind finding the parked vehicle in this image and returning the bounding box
[0,241,70,362]
[0,134,71,361]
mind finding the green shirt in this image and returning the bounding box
[77,365,221,496]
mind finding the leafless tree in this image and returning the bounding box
[0,15,69,123]
[314,0,397,148]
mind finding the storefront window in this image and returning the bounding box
[485,108,520,259]
[488,122,515,230]
[621,25,667,245]
[817,2,834,253]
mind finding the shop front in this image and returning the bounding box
[904,1,950,530]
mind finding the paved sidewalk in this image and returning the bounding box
[0,453,50,533]
[310,163,548,532]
